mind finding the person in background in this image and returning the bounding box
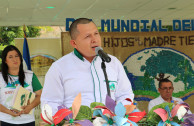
[41,18,134,115]
[0,45,42,126]
[148,78,192,113]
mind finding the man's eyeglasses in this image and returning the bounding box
[160,87,174,91]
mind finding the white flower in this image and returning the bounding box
[177,106,187,120]
[93,117,107,126]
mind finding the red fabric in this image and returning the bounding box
[127,111,146,122]
[40,113,52,125]
[53,108,72,125]
[94,106,107,109]
[102,109,115,116]
[95,106,115,116]
[125,98,133,103]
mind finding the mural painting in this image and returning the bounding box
[123,47,194,110]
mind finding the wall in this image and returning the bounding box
[15,38,62,126]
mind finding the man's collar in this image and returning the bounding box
[74,48,84,61]
[159,95,165,102]
[159,95,173,103]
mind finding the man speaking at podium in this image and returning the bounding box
[41,18,134,115]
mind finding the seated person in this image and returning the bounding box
[41,18,134,115]
[148,78,192,113]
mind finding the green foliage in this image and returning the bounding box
[76,105,92,121]
[172,87,194,97]
[90,102,105,110]
[141,50,194,90]
[141,72,154,90]
[90,102,105,114]
[70,105,93,121]
[57,120,66,126]
[175,59,194,90]
[0,27,21,45]
[134,90,160,97]
[0,50,2,58]
[0,26,41,71]
[134,87,194,98]
[39,26,54,32]
[0,26,41,46]
[27,26,41,37]
[138,120,158,126]
[147,102,174,125]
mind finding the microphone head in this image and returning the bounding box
[95,46,103,55]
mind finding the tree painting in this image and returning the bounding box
[140,50,194,91]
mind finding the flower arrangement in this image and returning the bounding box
[92,95,146,126]
[146,102,194,126]
[41,94,146,126]
[41,93,93,126]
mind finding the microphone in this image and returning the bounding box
[95,47,111,63]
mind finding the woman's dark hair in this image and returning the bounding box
[1,45,25,87]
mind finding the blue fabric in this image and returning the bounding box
[126,120,138,126]
[93,109,108,122]
[158,120,180,126]
[93,102,138,126]
[114,102,126,117]
[23,32,31,70]
[165,105,172,118]
[158,120,165,126]
[170,121,180,126]
[113,116,128,125]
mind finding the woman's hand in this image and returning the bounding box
[0,104,21,117]
[9,109,21,117]
[19,105,33,114]
[19,89,42,115]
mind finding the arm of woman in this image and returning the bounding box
[0,104,20,117]
[20,89,42,114]
[20,72,42,114]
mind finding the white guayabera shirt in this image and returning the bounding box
[41,49,134,115]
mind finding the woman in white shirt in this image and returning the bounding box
[0,45,42,126]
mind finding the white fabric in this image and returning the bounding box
[23,59,28,71]
[0,70,35,124]
[41,52,134,115]
[177,106,187,120]
[93,117,110,126]
[148,95,192,114]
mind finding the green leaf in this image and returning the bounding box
[75,105,92,121]
[147,102,174,124]
[90,102,105,110]
[90,102,105,115]
[174,77,180,82]
[57,120,66,126]
[174,74,181,82]
[0,26,41,46]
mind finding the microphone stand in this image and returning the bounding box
[101,59,111,97]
